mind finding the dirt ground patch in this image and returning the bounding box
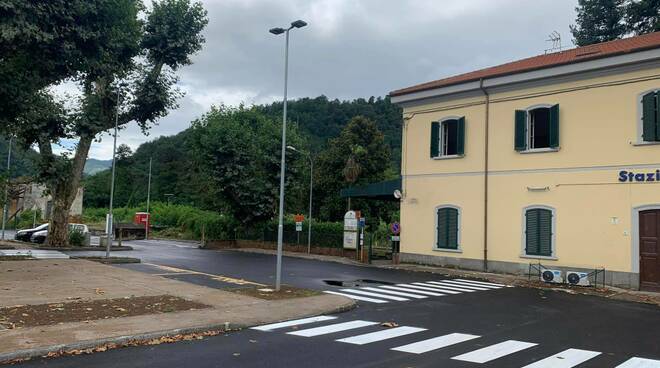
[0,295,209,329]
[229,285,321,300]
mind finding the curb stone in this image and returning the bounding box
[0,300,356,364]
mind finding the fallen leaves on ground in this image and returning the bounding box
[0,330,229,364]
[381,321,399,328]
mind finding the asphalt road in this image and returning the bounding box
[17,239,660,368]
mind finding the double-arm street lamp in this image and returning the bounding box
[287,145,313,254]
[270,19,307,291]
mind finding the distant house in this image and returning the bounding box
[7,179,83,223]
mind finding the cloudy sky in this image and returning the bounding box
[85,0,578,159]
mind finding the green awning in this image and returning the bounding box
[340,177,401,201]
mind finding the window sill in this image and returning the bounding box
[432,154,464,160]
[519,254,558,261]
[433,247,462,253]
[518,148,559,154]
[632,141,660,146]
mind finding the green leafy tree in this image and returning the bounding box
[1,0,208,246]
[625,0,660,34]
[315,116,393,221]
[190,106,305,224]
[570,0,627,46]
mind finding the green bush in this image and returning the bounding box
[83,202,237,241]
[69,229,85,247]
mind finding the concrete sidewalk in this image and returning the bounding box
[0,260,354,363]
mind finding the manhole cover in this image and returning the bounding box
[323,279,395,288]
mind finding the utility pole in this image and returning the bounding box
[1,136,13,240]
[145,156,152,240]
[106,88,120,258]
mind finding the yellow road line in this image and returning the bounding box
[143,263,265,286]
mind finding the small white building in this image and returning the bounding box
[9,181,83,221]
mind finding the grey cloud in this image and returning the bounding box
[88,0,578,159]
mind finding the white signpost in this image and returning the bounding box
[343,210,358,249]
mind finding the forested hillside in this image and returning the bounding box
[256,96,402,167]
[82,96,403,223]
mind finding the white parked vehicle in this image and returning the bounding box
[30,223,90,244]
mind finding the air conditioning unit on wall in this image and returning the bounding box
[541,269,563,284]
[566,271,590,286]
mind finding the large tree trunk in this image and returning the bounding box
[45,135,94,246]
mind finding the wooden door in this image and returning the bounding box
[640,209,660,291]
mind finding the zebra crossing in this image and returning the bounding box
[323,278,510,304]
[251,316,660,367]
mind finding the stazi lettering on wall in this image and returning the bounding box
[618,170,660,182]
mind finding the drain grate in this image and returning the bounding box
[323,279,395,288]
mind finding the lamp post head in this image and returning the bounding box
[291,20,307,29]
[269,27,285,35]
[286,145,297,152]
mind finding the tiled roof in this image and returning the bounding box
[390,31,660,97]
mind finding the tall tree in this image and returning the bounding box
[625,0,660,34]
[189,106,305,225]
[315,116,393,221]
[570,0,627,46]
[1,0,208,245]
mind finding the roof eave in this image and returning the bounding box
[390,47,660,105]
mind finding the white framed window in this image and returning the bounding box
[434,205,461,252]
[521,205,556,259]
[430,117,465,159]
[514,104,559,152]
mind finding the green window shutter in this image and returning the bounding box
[549,104,559,148]
[525,209,539,255]
[514,110,527,151]
[525,208,552,256]
[436,208,447,248]
[538,209,552,256]
[642,91,657,142]
[437,207,458,249]
[456,117,465,155]
[430,121,440,157]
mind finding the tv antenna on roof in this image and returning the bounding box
[544,31,562,54]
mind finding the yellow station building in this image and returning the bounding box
[390,32,660,291]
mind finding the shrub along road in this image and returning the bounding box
[19,238,660,368]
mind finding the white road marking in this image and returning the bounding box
[379,285,446,296]
[251,316,337,331]
[616,357,660,367]
[0,250,69,259]
[451,340,538,363]
[521,348,601,368]
[360,287,428,299]
[323,291,388,303]
[336,326,427,345]
[394,284,448,295]
[412,282,463,294]
[442,279,501,289]
[425,281,477,292]
[287,320,379,337]
[339,288,409,301]
[430,280,491,291]
[391,333,481,354]
[455,278,510,287]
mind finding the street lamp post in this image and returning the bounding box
[106,88,120,258]
[1,135,13,241]
[270,19,307,291]
[145,156,152,240]
[287,146,313,254]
